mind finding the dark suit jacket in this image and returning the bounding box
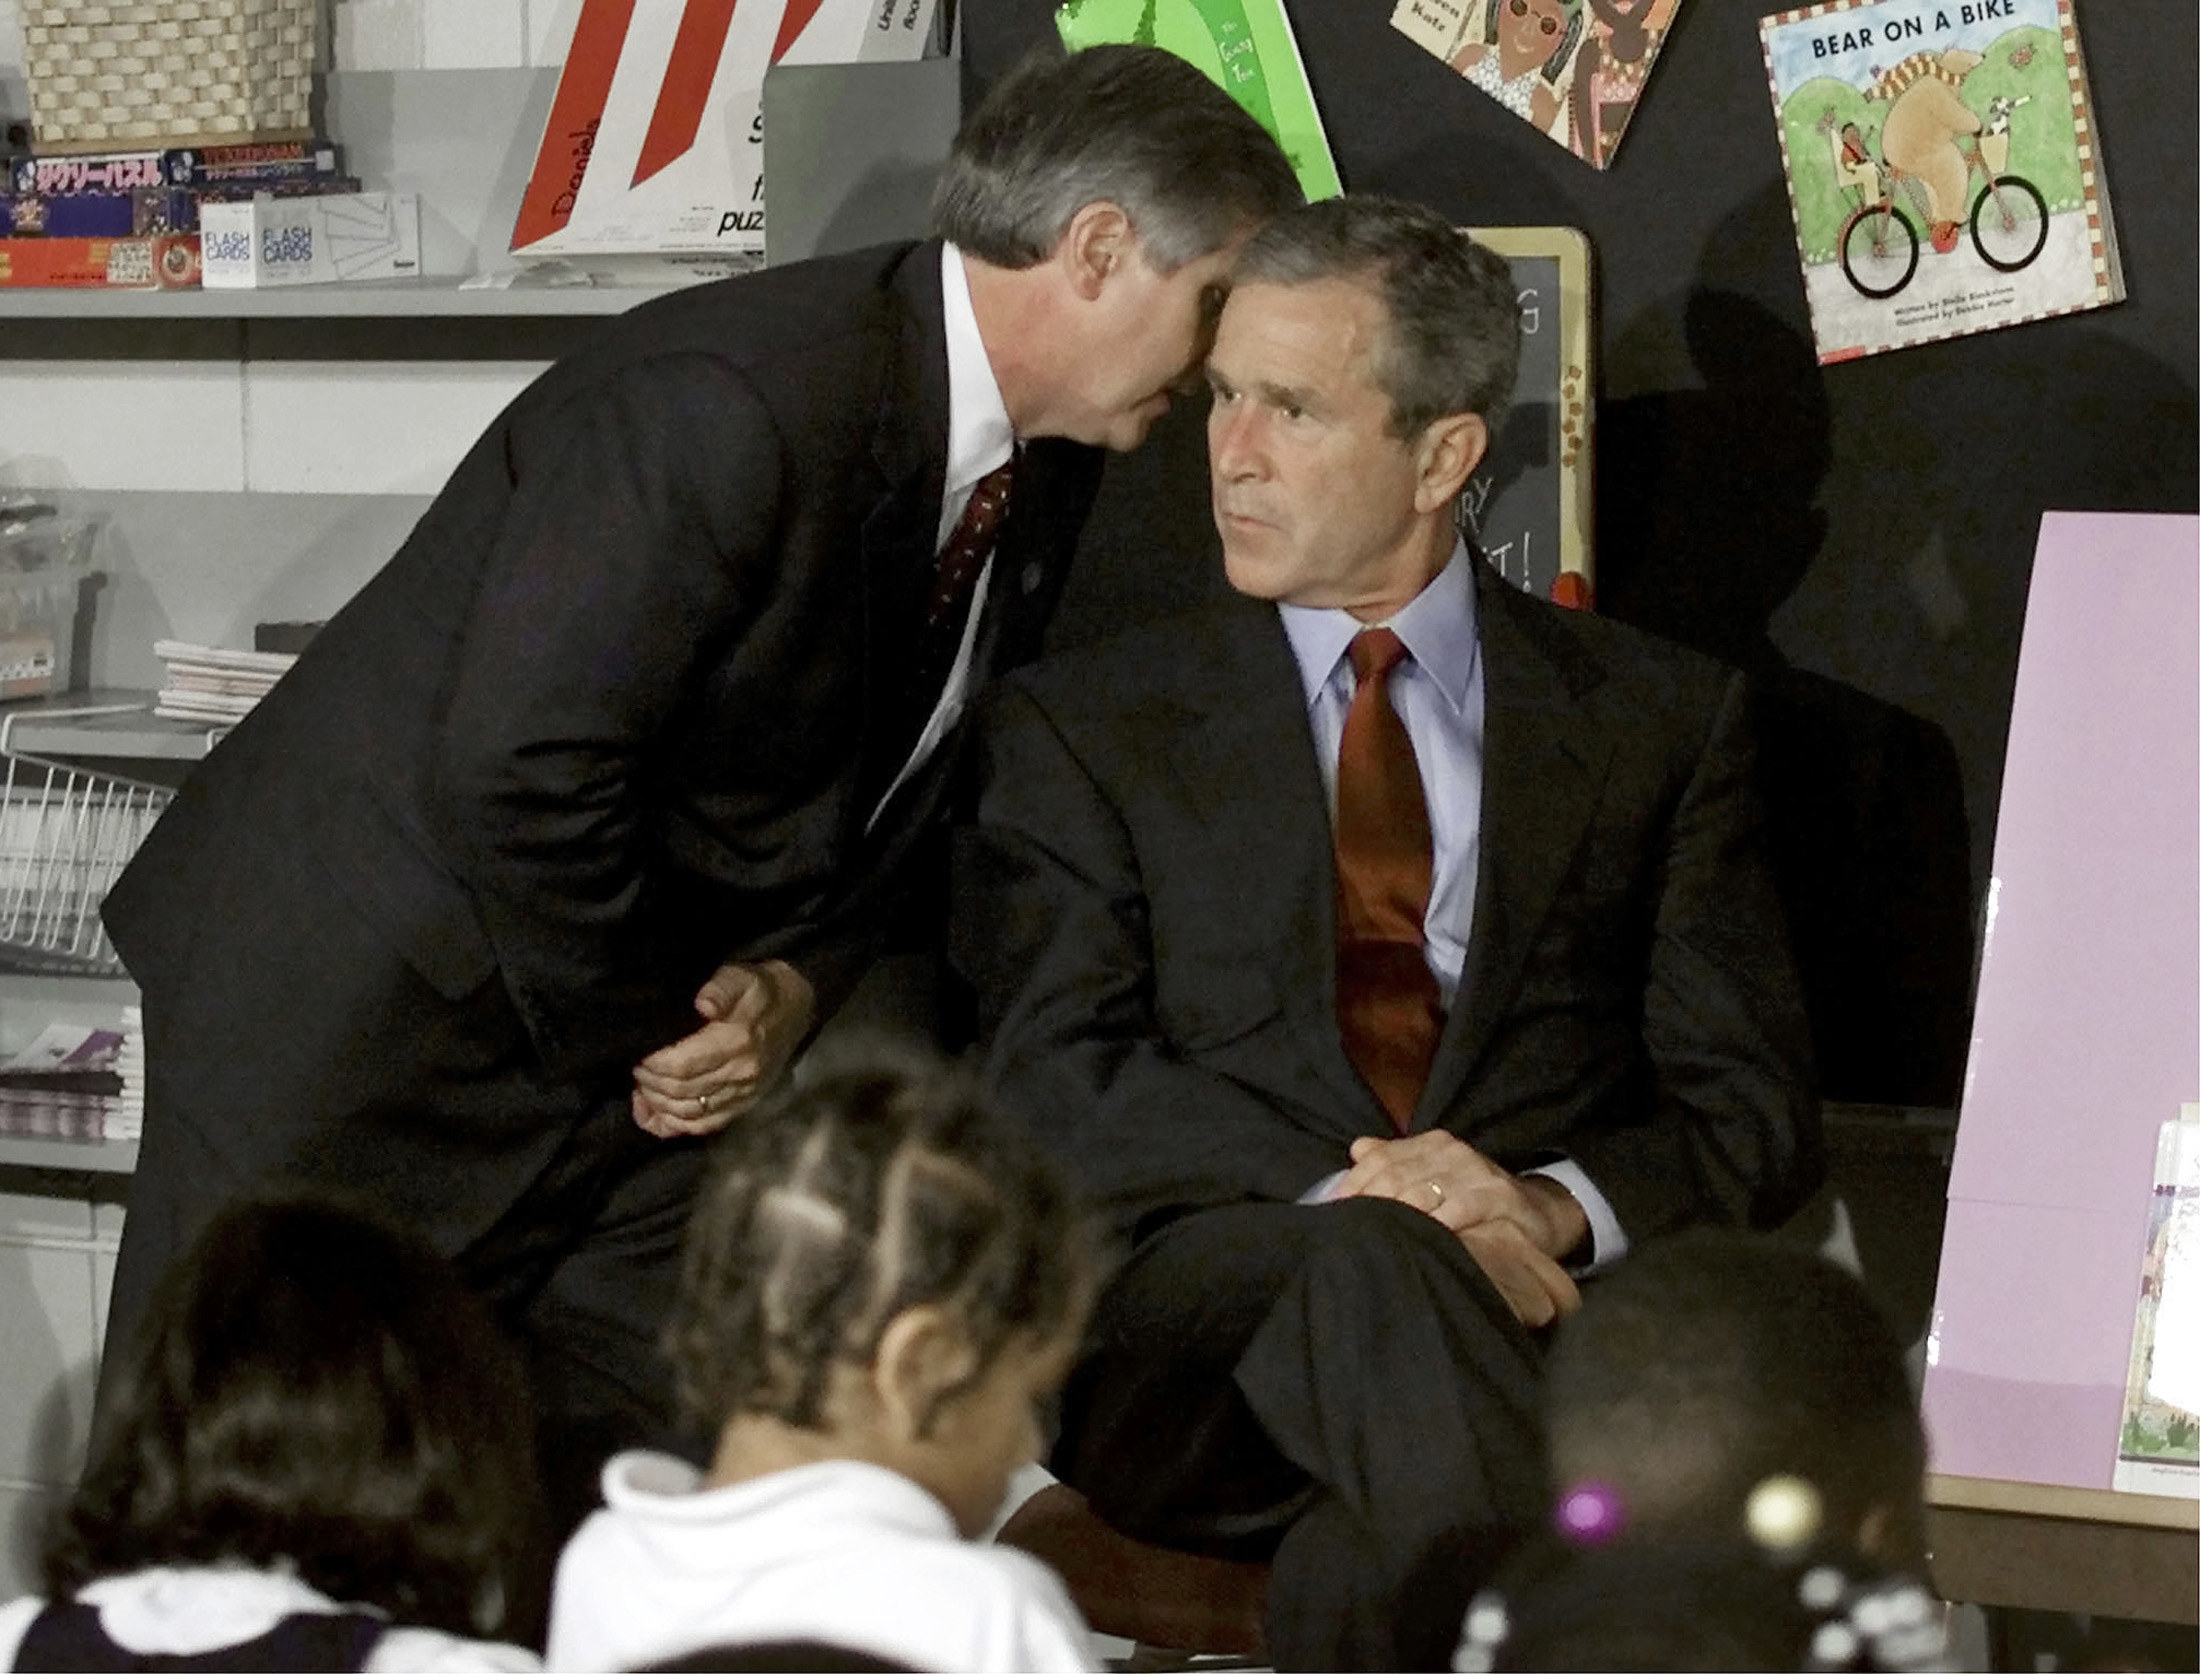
[103,239,1102,1248]
[952,560,1821,1248]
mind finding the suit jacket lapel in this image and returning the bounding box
[859,242,952,773]
[1174,599,1388,1135]
[1418,565,1612,1127]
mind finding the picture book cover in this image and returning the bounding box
[2115,1106,2200,1498]
[1054,0,1343,202]
[1760,0,2123,365]
[1389,0,1685,169]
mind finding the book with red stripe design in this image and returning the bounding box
[511,0,941,270]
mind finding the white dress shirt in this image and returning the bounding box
[1280,543,1627,1270]
[547,1454,1100,1674]
[868,243,1017,826]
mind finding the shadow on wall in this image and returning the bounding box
[1044,396,1230,658]
[1797,316,2200,925]
[1595,287,1978,1110]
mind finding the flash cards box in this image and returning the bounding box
[199,192,421,288]
[513,0,944,273]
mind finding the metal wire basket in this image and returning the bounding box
[0,727,170,977]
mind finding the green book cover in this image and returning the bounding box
[1055,0,1343,202]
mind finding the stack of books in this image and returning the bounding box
[153,640,297,726]
[114,1007,145,1144]
[0,1022,129,1145]
[0,138,352,290]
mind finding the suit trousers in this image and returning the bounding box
[1053,1198,1547,1672]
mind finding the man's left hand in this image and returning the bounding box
[1335,1130,1591,1265]
[630,959,816,1138]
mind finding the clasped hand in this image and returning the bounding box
[630,959,816,1138]
[1333,1130,1587,1327]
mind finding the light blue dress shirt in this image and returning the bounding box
[1280,543,1626,1271]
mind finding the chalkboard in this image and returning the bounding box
[1461,225,1595,605]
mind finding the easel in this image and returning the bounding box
[1920,512,2200,1640]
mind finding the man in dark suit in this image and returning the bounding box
[98,45,1299,1532]
[954,197,1821,1670]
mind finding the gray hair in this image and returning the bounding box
[1231,195,1521,439]
[930,45,1302,275]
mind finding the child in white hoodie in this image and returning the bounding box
[547,1044,1102,1673]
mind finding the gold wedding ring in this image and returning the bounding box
[1425,1179,1446,1209]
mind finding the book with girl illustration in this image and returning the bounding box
[1388,0,1685,169]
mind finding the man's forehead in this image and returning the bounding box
[1214,277,1385,370]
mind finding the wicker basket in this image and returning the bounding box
[21,0,318,153]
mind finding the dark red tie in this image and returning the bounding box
[1333,628,1444,1132]
[910,456,1017,705]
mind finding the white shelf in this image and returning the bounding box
[0,692,219,763]
[0,1135,136,1174]
[0,275,681,320]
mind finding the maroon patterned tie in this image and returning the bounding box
[910,456,1017,705]
[1333,628,1445,1132]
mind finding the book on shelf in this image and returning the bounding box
[1054,0,1342,202]
[0,177,364,240]
[512,0,943,274]
[115,1007,143,1141]
[0,1022,136,1147]
[153,640,296,725]
[2116,1104,2200,1498]
[1759,0,2123,365]
[0,234,201,290]
[1389,0,1684,170]
[10,142,345,197]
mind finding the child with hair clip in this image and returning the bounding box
[0,1190,545,1671]
[1449,1228,1954,1672]
[546,1044,1104,1674]
[1450,1516,1956,1672]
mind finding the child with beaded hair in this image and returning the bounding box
[546,1043,1103,1673]
[1449,1228,1948,1672]
[1538,1227,1929,1568]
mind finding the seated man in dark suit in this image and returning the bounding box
[951,196,1822,1672]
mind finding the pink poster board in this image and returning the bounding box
[1921,511,2200,1489]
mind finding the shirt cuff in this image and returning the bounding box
[1299,1168,1349,1205]
[1522,1158,1629,1275]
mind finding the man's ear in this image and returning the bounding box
[1413,411,1489,514]
[871,1306,980,1440]
[1056,200,1136,302]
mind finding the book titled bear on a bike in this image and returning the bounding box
[1759,0,2122,364]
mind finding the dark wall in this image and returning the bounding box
[962,0,2199,1108]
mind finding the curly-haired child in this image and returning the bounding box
[547,1045,1103,1673]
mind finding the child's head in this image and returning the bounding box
[1453,1534,1953,1672]
[666,1042,1098,1535]
[47,1189,542,1637]
[1542,1229,1927,1568]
